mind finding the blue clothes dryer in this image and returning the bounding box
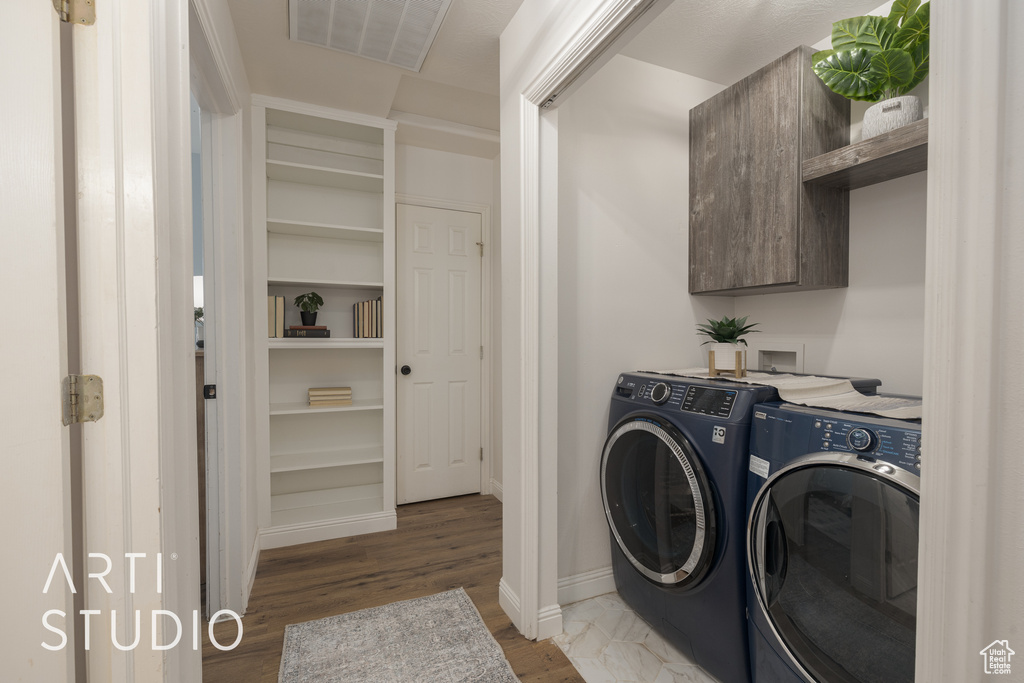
[600,372,783,683]
[745,402,922,683]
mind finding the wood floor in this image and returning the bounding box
[203,494,583,682]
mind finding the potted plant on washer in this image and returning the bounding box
[293,291,324,326]
[811,0,929,139]
[697,315,759,378]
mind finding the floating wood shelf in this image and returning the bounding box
[802,118,928,190]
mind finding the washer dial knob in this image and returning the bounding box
[650,382,672,405]
[847,427,877,452]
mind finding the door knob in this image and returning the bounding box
[401,365,411,375]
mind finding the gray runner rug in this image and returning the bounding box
[278,588,520,682]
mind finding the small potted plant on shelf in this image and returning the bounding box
[811,0,929,139]
[293,291,324,326]
[697,315,759,378]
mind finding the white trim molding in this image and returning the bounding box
[557,567,616,607]
[499,0,670,643]
[252,94,397,131]
[917,2,1024,681]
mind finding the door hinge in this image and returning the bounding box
[480,447,484,462]
[62,374,104,426]
[52,0,95,25]
[480,345,484,360]
[476,241,484,257]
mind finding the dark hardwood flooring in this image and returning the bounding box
[202,494,583,682]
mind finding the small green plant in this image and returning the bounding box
[696,315,760,346]
[293,292,324,313]
[194,306,204,322]
[811,0,929,102]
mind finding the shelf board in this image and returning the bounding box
[270,483,383,527]
[802,118,928,190]
[266,159,384,193]
[270,446,384,474]
[269,398,384,416]
[267,277,384,290]
[268,338,384,349]
[267,219,384,242]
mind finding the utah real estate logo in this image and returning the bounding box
[980,640,1014,675]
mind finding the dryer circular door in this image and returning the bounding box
[600,414,717,587]
[748,453,920,683]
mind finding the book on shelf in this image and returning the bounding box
[307,398,353,407]
[275,296,285,338]
[267,295,287,338]
[267,296,275,337]
[283,329,331,338]
[308,386,352,397]
[290,325,327,330]
[352,296,384,339]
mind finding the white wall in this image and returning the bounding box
[556,54,730,582]
[395,144,503,491]
[396,144,495,204]
[737,171,927,395]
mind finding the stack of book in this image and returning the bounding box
[308,386,352,407]
[353,296,382,338]
[266,296,285,338]
[285,325,330,338]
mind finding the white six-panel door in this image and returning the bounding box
[397,205,483,504]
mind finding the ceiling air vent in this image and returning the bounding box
[289,0,452,72]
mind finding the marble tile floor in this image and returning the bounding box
[551,593,722,683]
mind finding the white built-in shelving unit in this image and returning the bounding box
[253,96,396,549]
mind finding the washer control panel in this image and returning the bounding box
[810,417,921,471]
[680,386,736,418]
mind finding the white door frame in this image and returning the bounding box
[498,0,671,641]
[396,194,495,496]
[501,0,1024,674]
[916,2,1024,679]
[189,0,259,615]
[72,0,199,679]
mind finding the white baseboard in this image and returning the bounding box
[498,577,522,632]
[557,566,616,606]
[490,478,503,502]
[537,603,563,641]
[259,510,397,550]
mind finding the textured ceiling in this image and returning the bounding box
[621,0,890,86]
[224,0,893,152]
[225,0,520,129]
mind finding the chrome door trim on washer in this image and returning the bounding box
[601,416,713,585]
[747,452,921,683]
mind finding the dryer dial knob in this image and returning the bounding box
[650,382,671,405]
[847,427,877,452]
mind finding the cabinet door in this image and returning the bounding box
[689,48,802,293]
[689,46,848,295]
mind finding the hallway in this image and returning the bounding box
[203,494,582,682]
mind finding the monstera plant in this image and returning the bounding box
[811,0,930,103]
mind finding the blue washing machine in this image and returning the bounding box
[600,372,868,683]
[745,402,922,683]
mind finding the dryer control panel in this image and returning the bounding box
[752,402,922,474]
[808,417,921,472]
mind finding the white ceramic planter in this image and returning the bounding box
[862,95,922,139]
[709,343,746,371]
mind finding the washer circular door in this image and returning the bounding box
[600,414,717,587]
[748,453,920,683]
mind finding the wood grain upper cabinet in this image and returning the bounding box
[689,45,850,295]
